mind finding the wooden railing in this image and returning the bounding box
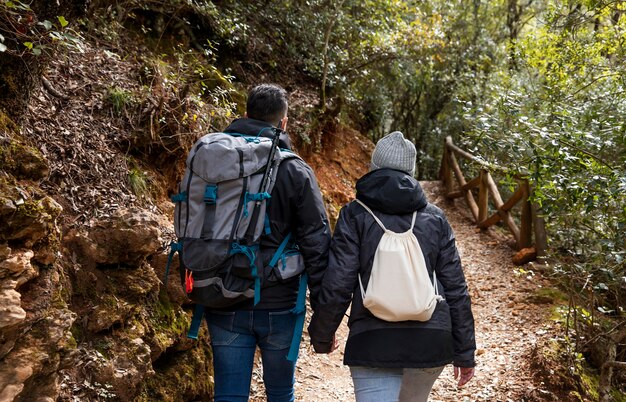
[440,136,547,257]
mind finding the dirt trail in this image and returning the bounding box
[252,180,557,402]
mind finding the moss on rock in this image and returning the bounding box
[0,110,19,134]
[138,343,213,402]
[0,124,48,180]
[0,179,62,253]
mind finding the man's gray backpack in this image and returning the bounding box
[165,130,308,356]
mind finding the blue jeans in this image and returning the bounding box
[350,366,444,402]
[206,310,297,402]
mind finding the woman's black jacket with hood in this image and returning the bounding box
[308,169,476,368]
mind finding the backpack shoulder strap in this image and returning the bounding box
[355,199,418,234]
[355,199,387,231]
[410,209,418,230]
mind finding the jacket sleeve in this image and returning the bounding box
[289,159,331,313]
[435,215,476,367]
[308,204,360,352]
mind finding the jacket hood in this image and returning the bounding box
[355,168,428,214]
[223,118,292,150]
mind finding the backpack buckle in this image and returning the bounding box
[204,184,217,205]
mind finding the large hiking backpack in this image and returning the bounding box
[165,129,308,361]
[356,199,443,322]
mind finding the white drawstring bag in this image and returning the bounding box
[356,200,443,322]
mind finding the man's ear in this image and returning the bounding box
[280,116,288,130]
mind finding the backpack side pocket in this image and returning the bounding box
[273,251,305,282]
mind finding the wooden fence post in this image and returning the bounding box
[478,170,489,224]
[486,174,520,244]
[519,180,533,249]
[531,202,547,257]
[449,151,479,222]
[441,145,454,197]
[439,136,548,255]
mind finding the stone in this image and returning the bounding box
[0,249,38,287]
[107,261,161,300]
[0,196,16,217]
[2,193,62,245]
[86,336,154,401]
[65,208,162,266]
[0,280,26,328]
[0,351,39,401]
[0,249,34,274]
[32,246,57,266]
[0,303,76,400]
[0,384,25,402]
[86,302,129,333]
[0,136,49,180]
[45,309,77,348]
[0,243,10,261]
[150,252,187,306]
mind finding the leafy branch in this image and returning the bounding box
[0,0,83,57]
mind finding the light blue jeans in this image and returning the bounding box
[350,366,445,402]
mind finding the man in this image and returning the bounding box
[205,84,331,402]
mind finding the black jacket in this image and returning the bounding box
[222,118,331,311]
[308,169,476,368]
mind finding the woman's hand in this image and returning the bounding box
[330,334,339,352]
[454,366,475,387]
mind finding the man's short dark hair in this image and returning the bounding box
[246,84,288,126]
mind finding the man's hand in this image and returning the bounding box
[311,334,339,354]
[454,366,475,387]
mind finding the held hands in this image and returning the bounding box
[453,366,475,387]
[311,334,339,354]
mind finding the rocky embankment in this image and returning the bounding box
[1,117,212,401]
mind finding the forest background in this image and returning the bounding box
[0,0,625,400]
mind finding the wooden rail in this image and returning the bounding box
[440,136,547,257]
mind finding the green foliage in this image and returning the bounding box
[132,51,242,152]
[107,87,134,116]
[0,1,84,56]
[208,0,462,162]
[441,3,626,385]
[454,1,626,316]
[128,167,149,197]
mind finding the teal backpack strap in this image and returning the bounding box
[187,304,205,340]
[266,232,306,361]
[263,213,271,235]
[164,241,183,286]
[243,192,271,217]
[268,232,293,268]
[230,243,261,305]
[287,272,308,362]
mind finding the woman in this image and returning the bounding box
[308,131,476,402]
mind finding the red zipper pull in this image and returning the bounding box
[185,270,194,293]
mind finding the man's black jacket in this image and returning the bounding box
[222,118,331,311]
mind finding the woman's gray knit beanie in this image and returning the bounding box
[370,131,416,177]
